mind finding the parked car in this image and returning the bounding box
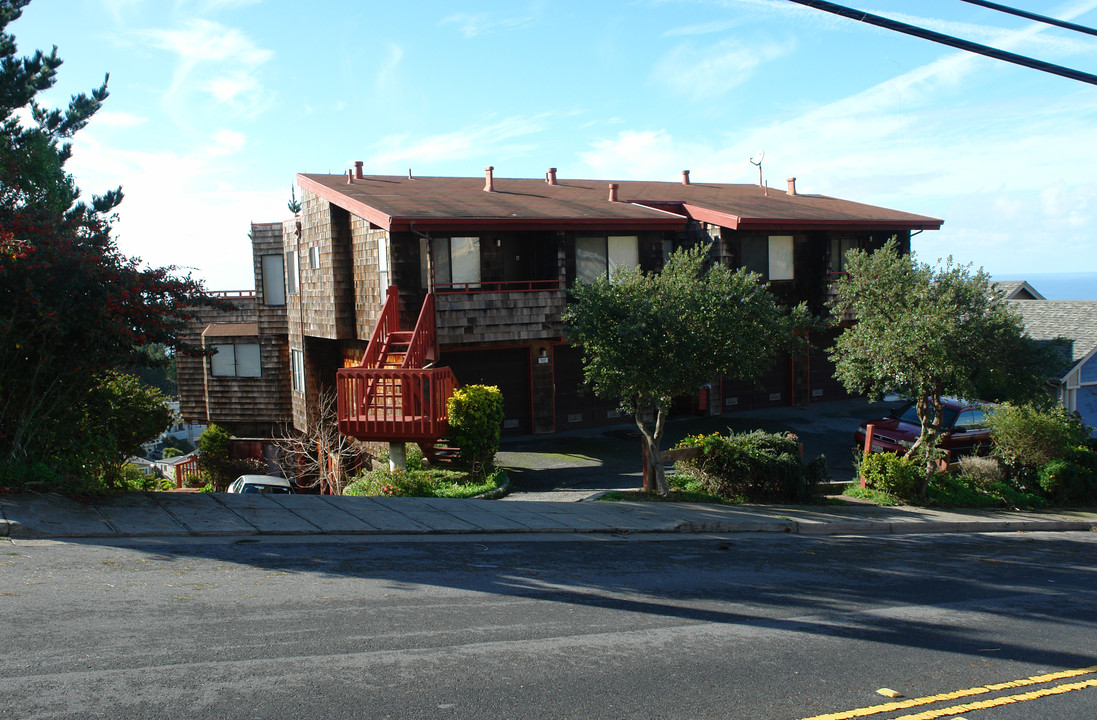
[227,475,295,494]
[855,398,993,458]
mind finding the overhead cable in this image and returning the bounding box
[958,0,1097,37]
[786,0,1097,85]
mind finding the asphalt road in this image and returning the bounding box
[4,531,1096,719]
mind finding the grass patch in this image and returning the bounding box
[842,484,901,506]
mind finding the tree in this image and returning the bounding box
[276,388,371,494]
[564,245,805,495]
[0,1,220,474]
[75,371,174,486]
[828,240,1057,492]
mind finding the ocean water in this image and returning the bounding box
[993,272,1097,301]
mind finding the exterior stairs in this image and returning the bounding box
[336,287,459,448]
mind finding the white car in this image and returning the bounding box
[227,475,295,494]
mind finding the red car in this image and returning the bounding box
[855,398,993,458]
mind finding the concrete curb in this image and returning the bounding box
[1,493,1095,540]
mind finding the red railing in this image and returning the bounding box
[173,456,201,489]
[435,279,561,294]
[360,286,401,369]
[404,293,438,369]
[337,366,458,441]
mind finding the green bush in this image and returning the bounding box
[195,424,265,491]
[986,403,1090,467]
[343,466,504,498]
[1037,447,1097,505]
[674,430,825,503]
[447,385,505,472]
[859,452,923,499]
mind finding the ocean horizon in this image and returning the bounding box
[993,272,1097,301]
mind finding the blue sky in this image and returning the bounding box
[12,0,1097,290]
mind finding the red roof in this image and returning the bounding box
[298,172,943,233]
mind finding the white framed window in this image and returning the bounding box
[308,246,320,270]
[285,251,299,295]
[768,235,794,281]
[290,349,305,393]
[210,343,261,378]
[576,235,638,283]
[261,254,285,306]
[424,236,481,289]
[741,235,794,281]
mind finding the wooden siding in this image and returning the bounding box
[435,290,566,345]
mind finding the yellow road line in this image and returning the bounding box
[892,678,1097,720]
[799,665,1097,720]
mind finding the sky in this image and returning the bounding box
[10,0,1097,291]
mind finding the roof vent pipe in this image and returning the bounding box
[347,169,354,184]
[547,168,558,185]
[355,161,364,180]
[484,166,495,192]
[408,168,413,179]
[682,170,690,185]
[786,177,797,196]
[608,183,619,203]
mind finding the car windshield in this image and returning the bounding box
[893,403,959,429]
[242,484,292,494]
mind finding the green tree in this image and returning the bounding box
[829,240,1056,492]
[564,245,804,495]
[0,1,219,475]
[76,371,174,487]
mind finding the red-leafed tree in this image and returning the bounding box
[0,0,220,481]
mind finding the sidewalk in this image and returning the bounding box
[2,491,1095,540]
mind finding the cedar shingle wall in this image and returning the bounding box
[435,291,566,345]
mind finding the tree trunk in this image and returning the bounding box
[635,406,669,495]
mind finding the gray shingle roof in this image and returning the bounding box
[1009,300,1097,364]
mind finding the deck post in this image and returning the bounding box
[389,442,407,471]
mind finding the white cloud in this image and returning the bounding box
[367,115,553,170]
[134,19,273,115]
[440,11,538,38]
[652,37,795,99]
[91,110,149,129]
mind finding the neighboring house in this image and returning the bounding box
[178,166,942,447]
[1008,298,1097,429]
[995,280,1046,300]
[177,223,293,437]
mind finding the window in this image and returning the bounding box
[261,254,285,306]
[422,236,481,288]
[377,234,389,290]
[285,251,299,295]
[575,235,638,283]
[830,237,858,273]
[290,349,305,393]
[210,343,261,378]
[308,246,319,270]
[741,235,794,281]
[955,409,987,430]
[768,235,794,281]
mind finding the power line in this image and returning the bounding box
[787,0,1097,85]
[958,0,1097,37]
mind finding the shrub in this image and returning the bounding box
[1037,447,1097,505]
[343,466,504,498]
[859,452,923,499]
[674,430,824,503]
[986,403,1090,467]
[447,385,504,472]
[196,424,264,492]
[953,455,1002,490]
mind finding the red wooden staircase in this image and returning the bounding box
[337,287,459,459]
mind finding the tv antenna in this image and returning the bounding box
[749,150,765,188]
